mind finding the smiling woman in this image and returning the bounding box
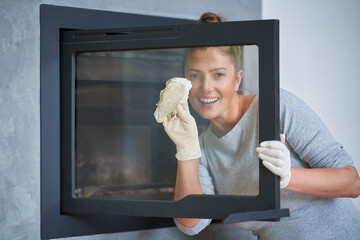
[168,44,261,229]
[184,47,255,138]
[164,12,360,240]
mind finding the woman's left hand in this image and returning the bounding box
[256,134,291,189]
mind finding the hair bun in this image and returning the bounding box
[198,12,225,23]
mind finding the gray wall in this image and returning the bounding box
[0,0,261,239]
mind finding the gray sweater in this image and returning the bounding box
[175,89,360,239]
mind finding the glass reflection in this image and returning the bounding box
[75,45,259,200]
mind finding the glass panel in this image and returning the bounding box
[75,45,259,200]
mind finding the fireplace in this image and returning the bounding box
[41,4,288,239]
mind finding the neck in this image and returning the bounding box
[210,94,256,138]
[210,94,244,138]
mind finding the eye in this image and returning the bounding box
[215,72,225,78]
[189,73,199,79]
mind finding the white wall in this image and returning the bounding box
[262,0,360,209]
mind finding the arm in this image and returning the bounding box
[163,102,210,230]
[257,135,360,198]
[174,159,202,227]
[285,166,360,198]
[256,90,360,198]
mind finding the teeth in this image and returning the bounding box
[199,97,219,104]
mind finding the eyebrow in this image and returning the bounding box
[187,69,201,72]
[210,67,227,72]
[187,67,227,73]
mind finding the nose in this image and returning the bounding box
[201,75,214,93]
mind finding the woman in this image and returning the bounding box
[163,13,360,239]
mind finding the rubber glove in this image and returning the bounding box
[256,134,291,189]
[162,101,202,161]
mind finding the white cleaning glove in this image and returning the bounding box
[256,134,291,189]
[163,102,202,161]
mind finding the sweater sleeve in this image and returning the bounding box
[174,141,215,235]
[280,89,354,168]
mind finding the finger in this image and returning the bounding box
[262,160,282,176]
[175,104,186,121]
[176,103,190,122]
[260,140,286,151]
[256,148,285,160]
[280,134,286,143]
[258,153,283,167]
[256,147,267,153]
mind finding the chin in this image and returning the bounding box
[198,111,216,120]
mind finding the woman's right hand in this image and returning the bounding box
[162,102,202,161]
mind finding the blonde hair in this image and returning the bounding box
[183,46,242,73]
[183,12,241,71]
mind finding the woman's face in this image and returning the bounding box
[184,47,243,120]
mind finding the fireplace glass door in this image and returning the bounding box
[60,20,288,221]
[74,46,259,201]
[43,6,289,239]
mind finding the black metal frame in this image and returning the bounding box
[60,20,285,218]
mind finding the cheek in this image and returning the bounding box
[188,91,198,107]
[189,88,196,98]
[188,91,195,103]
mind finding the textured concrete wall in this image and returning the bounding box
[0,0,261,239]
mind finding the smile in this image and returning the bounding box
[198,97,219,104]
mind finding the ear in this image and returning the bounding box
[234,70,243,91]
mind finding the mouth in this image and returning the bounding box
[198,97,219,104]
